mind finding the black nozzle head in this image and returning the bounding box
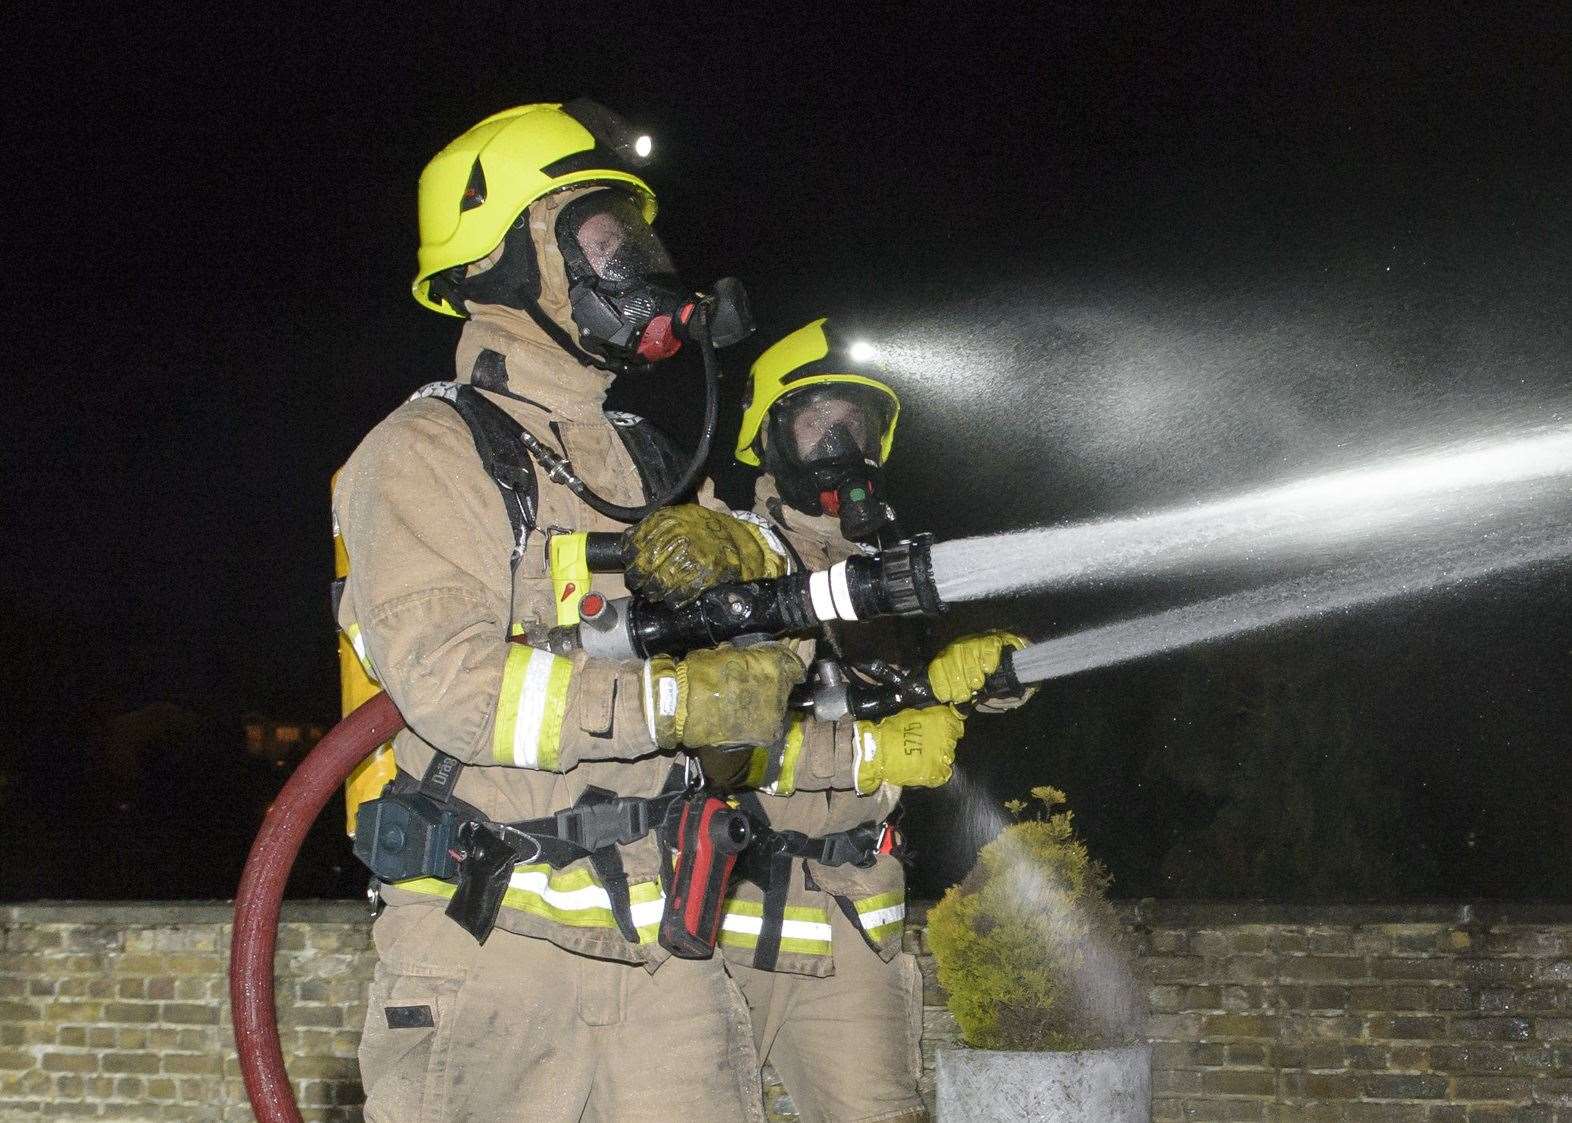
[873,534,944,617]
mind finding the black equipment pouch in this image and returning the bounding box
[353,753,694,946]
[445,820,522,945]
[658,790,753,958]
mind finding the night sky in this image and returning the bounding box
[4,7,1568,900]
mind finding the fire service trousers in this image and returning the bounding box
[358,903,764,1122]
[728,905,927,1123]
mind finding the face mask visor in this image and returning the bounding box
[556,189,676,290]
[771,383,894,468]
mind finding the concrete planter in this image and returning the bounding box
[935,1043,1151,1122]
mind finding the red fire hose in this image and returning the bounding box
[230,692,405,1123]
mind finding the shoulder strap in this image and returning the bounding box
[606,411,692,505]
[412,378,539,568]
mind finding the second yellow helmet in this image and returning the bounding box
[736,318,901,467]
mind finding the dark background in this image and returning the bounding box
[2,5,1567,901]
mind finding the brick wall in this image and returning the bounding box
[4,901,1572,1121]
[1116,901,1572,1122]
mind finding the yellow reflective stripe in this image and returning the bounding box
[719,931,834,957]
[765,717,806,795]
[493,645,573,769]
[397,865,664,943]
[855,890,904,914]
[854,891,906,942]
[718,898,833,954]
[549,533,593,627]
[741,747,770,790]
[721,899,828,921]
[343,623,377,681]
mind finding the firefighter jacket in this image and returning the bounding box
[712,477,909,977]
[335,190,698,965]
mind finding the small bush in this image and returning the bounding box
[926,787,1143,1051]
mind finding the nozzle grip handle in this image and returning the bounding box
[798,648,1027,722]
[980,648,1022,700]
[584,532,628,572]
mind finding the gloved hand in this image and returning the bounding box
[644,643,805,749]
[625,504,787,605]
[927,631,1039,713]
[853,706,965,794]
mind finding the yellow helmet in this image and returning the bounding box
[412,100,657,316]
[735,318,901,467]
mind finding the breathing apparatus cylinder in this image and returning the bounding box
[332,476,397,836]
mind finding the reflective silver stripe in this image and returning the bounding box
[858,901,905,933]
[506,869,666,929]
[345,624,377,680]
[719,912,834,944]
[828,560,858,621]
[642,661,658,743]
[510,648,559,768]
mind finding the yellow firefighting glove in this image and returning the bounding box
[927,631,1039,713]
[643,643,806,749]
[625,504,787,605]
[853,705,965,794]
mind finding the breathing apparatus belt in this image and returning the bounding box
[355,753,689,945]
[733,791,899,970]
[355,749,900,963]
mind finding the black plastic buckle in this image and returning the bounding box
[556,798,651,851]
[818,825,880,869]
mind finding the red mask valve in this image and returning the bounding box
[636,314,682,361]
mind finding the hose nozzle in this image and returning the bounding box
[560,534,944,660]
[799,534,944,623]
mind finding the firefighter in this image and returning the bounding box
[335,101,799,1122]
[624,318,1033,1121]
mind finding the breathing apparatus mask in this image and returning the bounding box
[434,185,752,374]
[556,189,753,367]
[764,383,896,541]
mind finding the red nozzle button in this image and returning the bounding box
[578,592,608,621]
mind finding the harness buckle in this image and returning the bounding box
[819,824,882,869]
[555,797,651,851]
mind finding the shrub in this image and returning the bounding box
[926,787,1143,1051]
